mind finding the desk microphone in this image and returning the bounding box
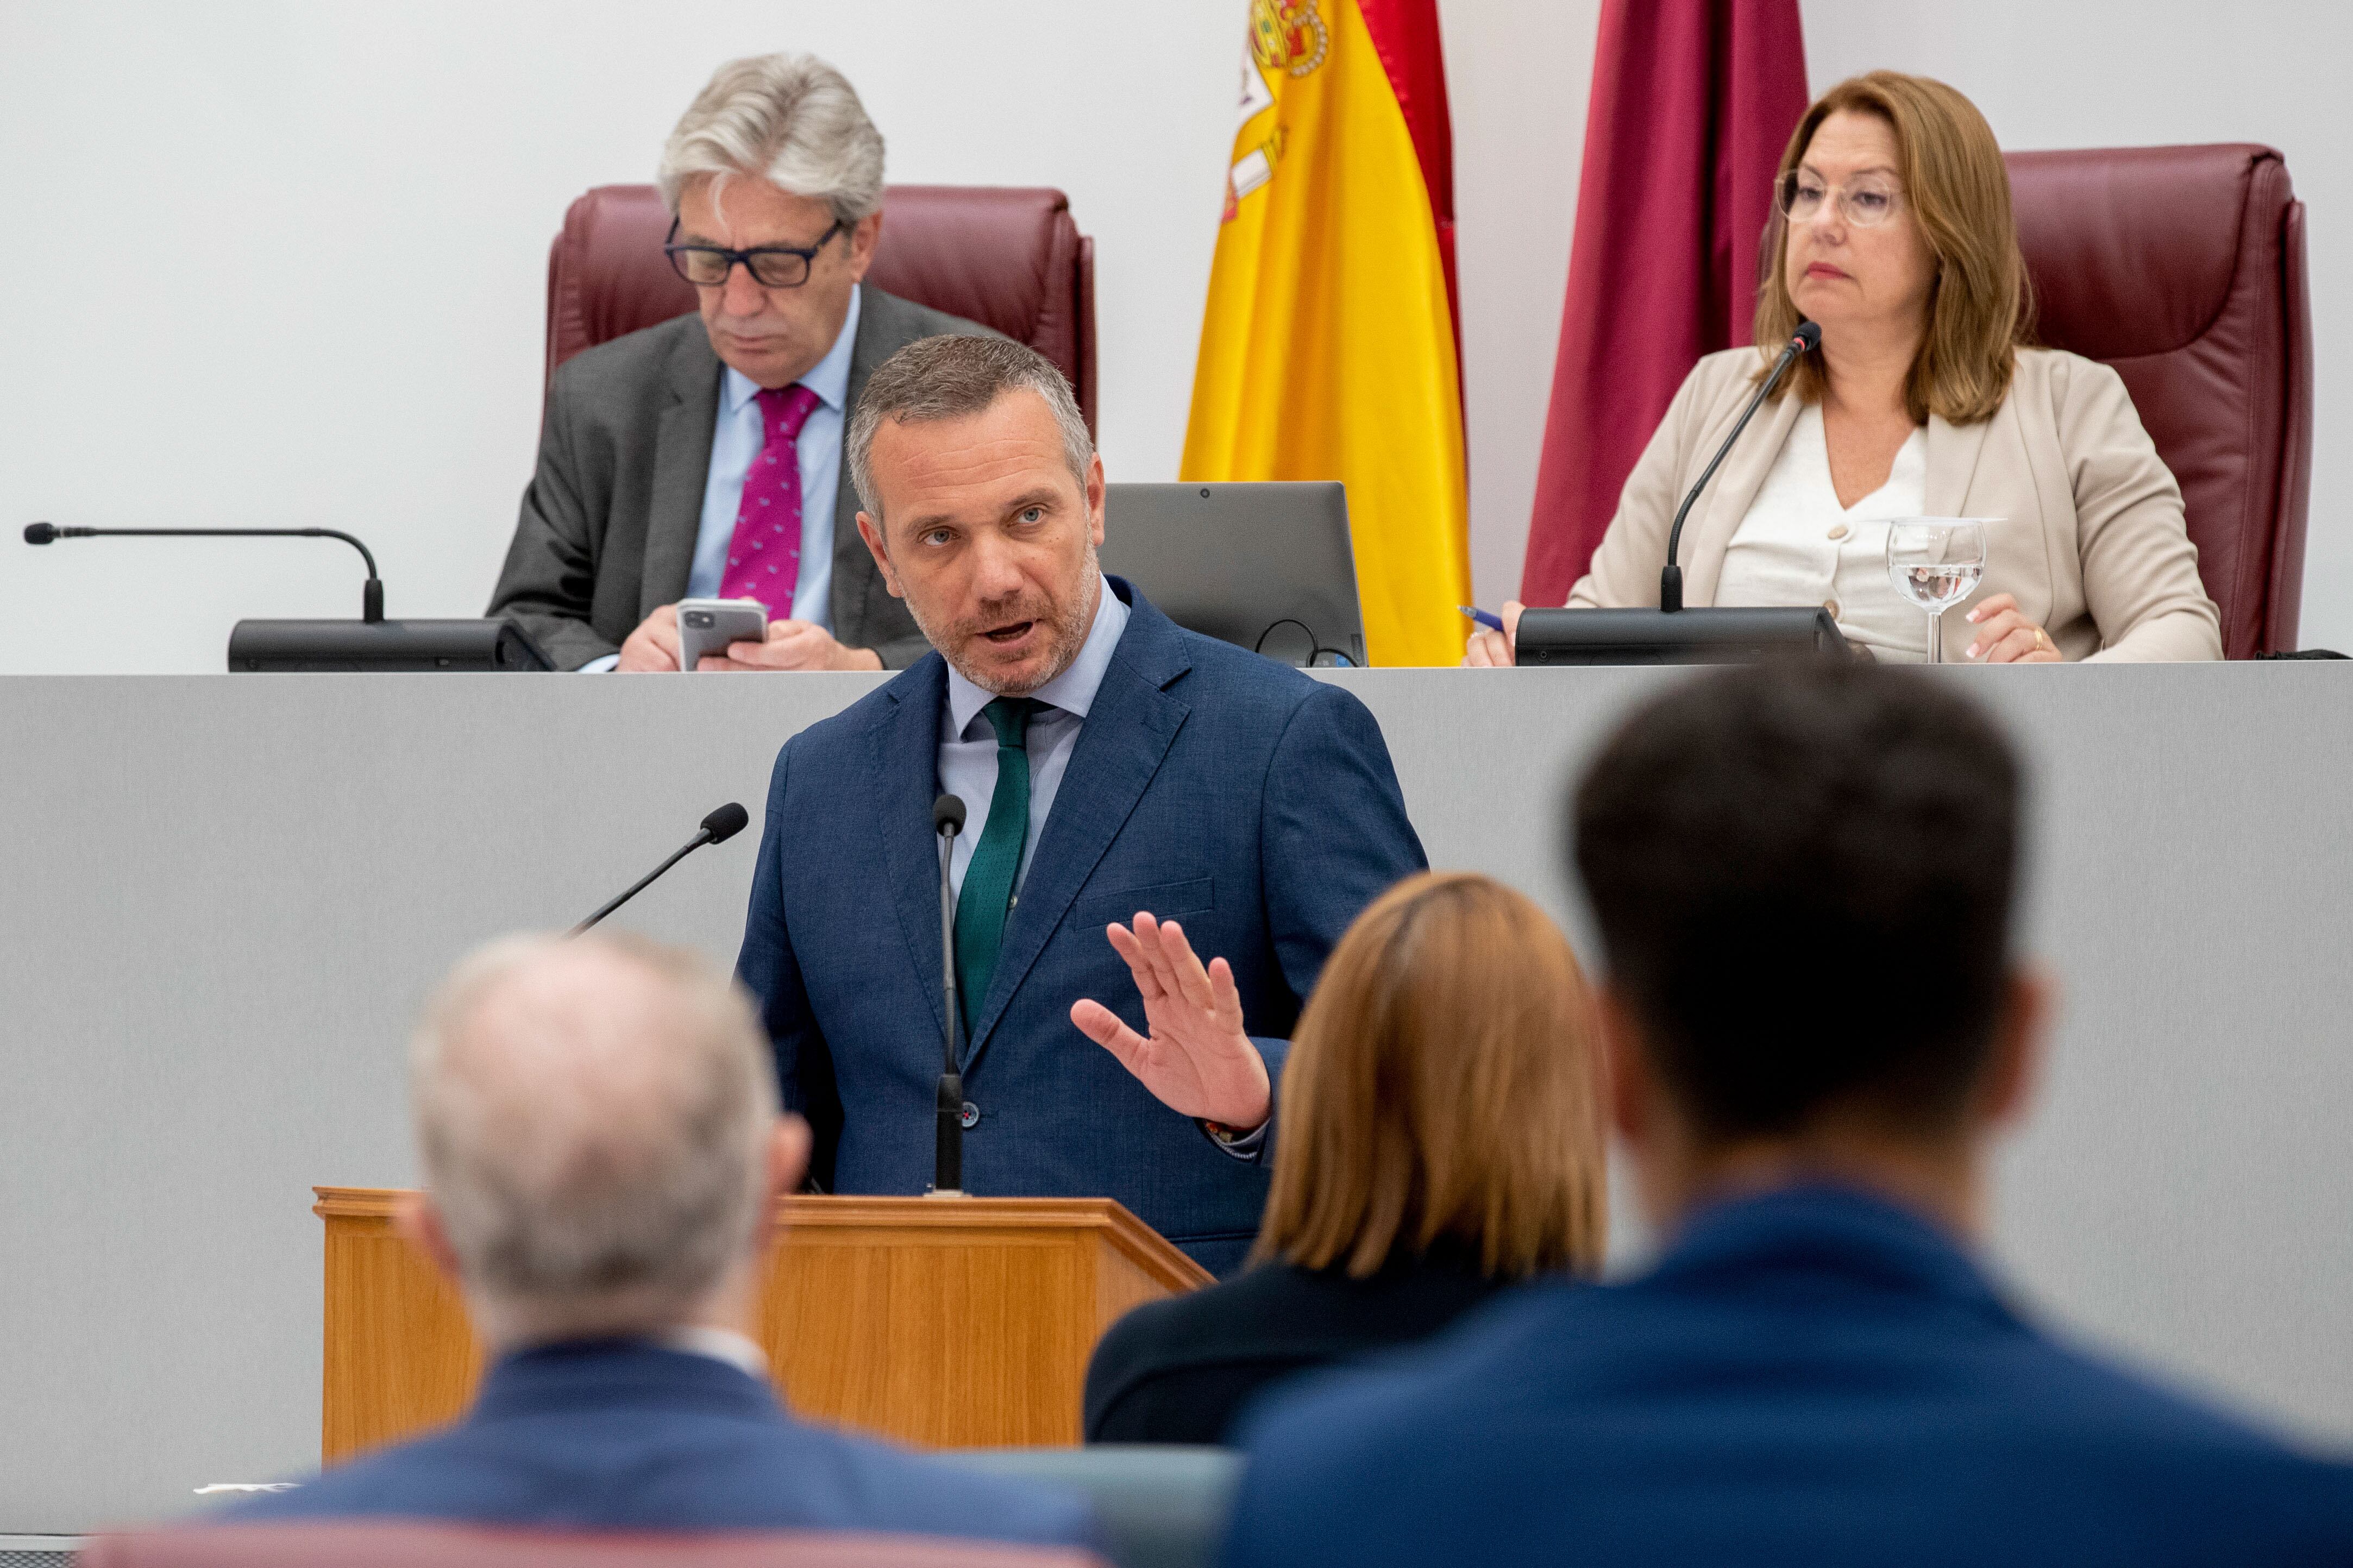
[570,803,750,936]
[25,522,386,622]
[932,794,968,1196]
[1659,322,1821,612]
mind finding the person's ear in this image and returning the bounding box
[1978,966,2053,1133]
[768,1114,813,1202]
[844,211,882,284]
[1084,452,1107,549]
[855,511,905,599]
[1597,985,1656,1148]
[395,1191,463,1287]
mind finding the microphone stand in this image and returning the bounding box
[569,803,750,936]
[1659,323,1819,612]
[933,809,965,1195]
[25,524,384,621]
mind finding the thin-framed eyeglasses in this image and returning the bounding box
[1775,171,1905,229]
[664,217,846,289]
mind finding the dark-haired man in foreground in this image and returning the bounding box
[1223,660,2353,1567]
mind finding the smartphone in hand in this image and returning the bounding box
[676,599,768,671]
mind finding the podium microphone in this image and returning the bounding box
[569,803,749,936]
[932,794,968,1196]
[26,522,386,622]
[1659,321,1821,612]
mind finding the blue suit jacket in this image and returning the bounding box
[737,581,1425,1276]
[1225,1187,2353,1567]
[225,1342,1095,1544]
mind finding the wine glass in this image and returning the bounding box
[1885,519,1990,663]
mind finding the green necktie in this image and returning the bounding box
[955,697,1037,1038]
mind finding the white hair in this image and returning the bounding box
[658,53,886,224]
[411,932,777,1337]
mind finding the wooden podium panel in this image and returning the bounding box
[315,1188,1210,1463]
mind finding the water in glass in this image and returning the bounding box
[1892,562,1984,614]
[1884,519,1990,663]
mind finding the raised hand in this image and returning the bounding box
[1071,912,1271,1130]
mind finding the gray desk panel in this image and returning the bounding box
[2,666,2348,1529]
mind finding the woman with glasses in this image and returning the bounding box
[1466,72,2222,666]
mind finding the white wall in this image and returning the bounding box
[0,0,1594,672]
[0,2,2343,669]
[1442,2,1599,609]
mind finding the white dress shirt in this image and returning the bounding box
[938,576,1130,902]
[652,1325,769,1380]
[578,287,861,671]
[1714,402,1931,663]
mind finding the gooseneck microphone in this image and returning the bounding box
[1659,321,1822,612]
[24,522,387,622]
[569,803,750,936]
[931,795,968,1196]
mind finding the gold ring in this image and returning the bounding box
[2035,627,2051,650]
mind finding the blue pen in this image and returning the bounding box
[1458,605,1505,633]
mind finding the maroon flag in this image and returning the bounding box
[1519,0,1809,605]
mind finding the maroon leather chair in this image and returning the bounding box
[543,184,1097,434]
[2007,144,2312,657]
[82,1522,1106,1568]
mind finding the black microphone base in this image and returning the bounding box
[227,618,554,672]
[1517,607,1850,666]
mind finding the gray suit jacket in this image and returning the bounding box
[487,286,990,670]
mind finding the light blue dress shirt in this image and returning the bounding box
[938,576,1129,902]
[579,287,861,672]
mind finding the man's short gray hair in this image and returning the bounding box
[847,335,1094,524]
[412,932,776,1330]
[658,53,885,225]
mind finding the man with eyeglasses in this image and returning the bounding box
[488,53,993,672]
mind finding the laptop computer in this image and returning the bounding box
[1099,482,1364,666]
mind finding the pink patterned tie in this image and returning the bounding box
[718,383,824,620]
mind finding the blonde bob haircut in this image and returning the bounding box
[1756,71,2036,425]
[1254,872,1607,1281]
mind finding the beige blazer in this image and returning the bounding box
[1567,347,2224,662]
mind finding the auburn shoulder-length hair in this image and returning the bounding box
[1756,71,2035,425]
[1254,872,1607,1281]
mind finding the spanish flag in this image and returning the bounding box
[1181,0,1468,667]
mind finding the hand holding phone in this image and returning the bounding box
[675,599,768,672]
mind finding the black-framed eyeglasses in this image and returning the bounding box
[664,217,846,288]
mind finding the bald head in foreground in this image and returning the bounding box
[223,933,1096,1549]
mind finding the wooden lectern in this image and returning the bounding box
[315,1188,1210,1463]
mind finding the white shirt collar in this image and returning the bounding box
[654,1325,769,1380]
[720,283,863,417]
[946,574,1130,736]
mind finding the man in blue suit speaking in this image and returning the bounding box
[735,335,1425,1275]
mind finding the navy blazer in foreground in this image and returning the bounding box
[224,1342,1095,1545]
[737,581,1426,1276]
[1224,1186,2353,1567]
